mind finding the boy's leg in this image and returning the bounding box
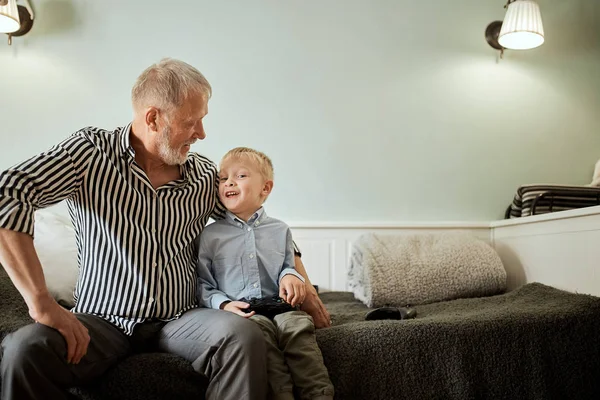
[274,311,334,400]
[157,307,267,400]
[1,313,131,400]
[250,314,295,400]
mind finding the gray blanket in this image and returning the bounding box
[318,284,600,399]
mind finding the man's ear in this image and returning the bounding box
[262,180,274,196]
[145,107,159,133]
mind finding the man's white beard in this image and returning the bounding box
[158,126,188,165]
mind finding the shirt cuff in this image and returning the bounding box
[278,269,305,284]
[0,200,35,237]
[209,293,232,310]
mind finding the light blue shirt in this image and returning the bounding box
[196,207,305,309]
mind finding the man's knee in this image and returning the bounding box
[225,316,266,354]
[2,323,65,372]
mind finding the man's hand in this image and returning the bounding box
[279,275,306,307]
[300,284,331,329]
[222,300,255,317]
[29,295,90,364]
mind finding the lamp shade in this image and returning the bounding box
[0,0,20,33]
[498,0,544,50]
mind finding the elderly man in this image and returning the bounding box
[0,58,330,400]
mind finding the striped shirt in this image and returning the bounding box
[0,123,226,335]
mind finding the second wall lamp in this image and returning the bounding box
[486,0,544,56]
[0,0,34,45]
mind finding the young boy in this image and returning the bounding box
[196,147,334,400]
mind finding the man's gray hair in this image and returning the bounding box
[131,58,212,116]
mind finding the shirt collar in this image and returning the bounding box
[119,123,136,159]
[225,207,267,228]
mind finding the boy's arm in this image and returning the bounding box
[277,228,305,284]
[196,235,231,310]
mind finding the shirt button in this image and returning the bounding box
[249,254,254,259]
[253,283,258,288]
[149,298,154,303]
[152,263,157,268]
[247,227,252,232]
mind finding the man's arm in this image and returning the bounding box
[0,229,90,363]
[209,168,227,221]
[294,254,332,329]
[0,133,93,363]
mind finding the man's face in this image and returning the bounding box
[157,92,208,165]
[218,158,272,221]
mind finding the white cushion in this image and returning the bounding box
[34,203,78,307]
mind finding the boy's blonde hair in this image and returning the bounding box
[221,147,274,181]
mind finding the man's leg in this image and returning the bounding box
[274,311,334,400]
[157,308,267,400]
[1,314,131,400]
[250,314,295,400]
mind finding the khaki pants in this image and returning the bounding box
[251,311,334,400]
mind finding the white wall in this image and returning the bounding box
[1,0,599,223]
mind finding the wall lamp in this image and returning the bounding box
[485,0,544,57]
[0,0,34,45]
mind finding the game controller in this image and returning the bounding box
[365,306,417,321]
[239,295,297,319]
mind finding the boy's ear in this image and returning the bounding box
[262,180,274,196]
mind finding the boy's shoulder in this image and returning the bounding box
[262,215,290,230]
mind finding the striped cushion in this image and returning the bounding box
[506,184,600,218]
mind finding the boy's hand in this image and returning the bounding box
[221,301,255,318]
[279,275,306,307]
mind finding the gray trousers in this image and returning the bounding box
[1,308,267,400]
[251,311,334,400]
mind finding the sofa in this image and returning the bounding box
[3,266,600,399]
[2,208,600,399]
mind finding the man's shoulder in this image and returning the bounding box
[63,126,122,150]
[71,126,120,140]
[187,152,218,173]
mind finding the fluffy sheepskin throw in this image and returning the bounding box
[348,232,507,307]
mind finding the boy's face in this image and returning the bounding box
[218,158,273,222]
